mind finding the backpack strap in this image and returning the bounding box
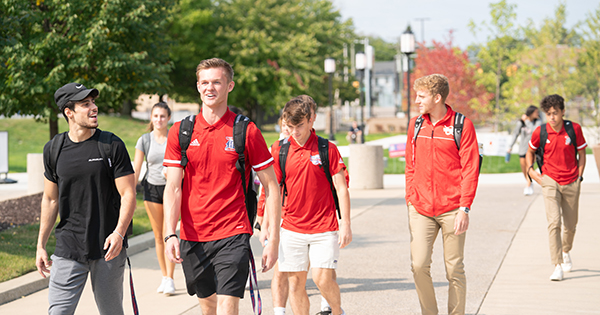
[179,115,196,169]
[278,138,290,207]
[141,133,152,183]
[48,132,67,183]
[233,114,256,227]
[536,123,548,171]
[411,115,424,167]
[563,120,578,154]
[453,112,465,150]
[98,131,115,181]
[317,136,341,219]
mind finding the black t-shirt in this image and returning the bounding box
[43,129,134,262]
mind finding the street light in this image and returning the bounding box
[324,58,336,141]
[355,52,366,143]
[401,25,415,131]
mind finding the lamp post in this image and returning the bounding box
[324,58,336,141]
[401,25,415,131]
[355,52,366,143]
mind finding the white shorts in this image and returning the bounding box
[278,228,339,272]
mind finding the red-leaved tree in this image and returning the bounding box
[406,32,493,123]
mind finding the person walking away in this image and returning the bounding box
[526,94,587,281]
[36,82,136,315]
[133,102,176,295]
[405,74,480,315]
[162,58,281,315]
[507,105,542,195]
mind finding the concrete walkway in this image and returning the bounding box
[1,170,599,314]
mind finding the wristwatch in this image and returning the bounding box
[579,176,584,182]
[459,207,470,214]
[164,234,178,243]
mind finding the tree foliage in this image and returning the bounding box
[576,3,600,137]
[368,36,398,61]
[167,0,355,124]
[0,0,174,138]
[411,33,493,123]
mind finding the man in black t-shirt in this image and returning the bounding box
[35,83,136,315]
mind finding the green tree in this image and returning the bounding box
[577,3,600,139]
[167,0,355,125]
[469,0,523,129]
[368,36,397,61]
[0,0,174,139]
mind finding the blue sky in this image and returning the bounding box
[331,0,598,49]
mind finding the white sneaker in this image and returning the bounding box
[562,252,572,272]
[163,277,175,296]
[550,265,563,281]
[157,277,167,293]
[524,185,533,196]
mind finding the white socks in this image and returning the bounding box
[321,296,331,311]
[274,307,286,315]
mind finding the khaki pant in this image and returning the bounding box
[408,203,466,315]
[541,175,581,265]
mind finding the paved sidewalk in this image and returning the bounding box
[1,174,599,314]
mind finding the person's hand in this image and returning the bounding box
[36,247,52,278]
[261,238,278,272]
[529,168,543,185]
[165,237,183,264]
[338,224,352,249]
[104,232,124,261]
[521,114,528,121]
[454,210,469,235]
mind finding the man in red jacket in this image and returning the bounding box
[405,74,480,315]
[526,94,587,281]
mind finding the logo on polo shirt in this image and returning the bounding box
[310,154,322,165]
[339,158,343,164]
[225,136,235,151]
[443,125,453,136]
[565,135,571,145]
[190,139,200,146]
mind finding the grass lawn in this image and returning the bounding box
[0,195,151,282]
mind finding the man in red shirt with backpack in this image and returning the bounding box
[405,74,480,315]
[526,94,587,281]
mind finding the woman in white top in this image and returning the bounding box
[133,102,176,295]
[507,105,542,196]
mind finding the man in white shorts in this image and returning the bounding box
[270,95,351,315]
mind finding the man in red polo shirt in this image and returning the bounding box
[405,74,480,315]
[162,58,281,315]
[270,95,351,315]
[526,94,587,281]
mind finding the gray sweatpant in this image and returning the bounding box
[48,250,126,315]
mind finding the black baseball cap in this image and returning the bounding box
[54,82,99,111]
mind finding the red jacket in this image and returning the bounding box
[405,105,480,217]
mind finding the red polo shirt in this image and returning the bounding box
[271,130,348,234]
[163,109,274,242]
[529,121,587,185]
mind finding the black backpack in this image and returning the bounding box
[46,130,133,236]
[278,135,341,219]
[178,114,258,227]
[535,121,577,172]
[412,112,483,171]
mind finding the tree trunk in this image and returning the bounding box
[121,99,132,117]
[48,100,59,140]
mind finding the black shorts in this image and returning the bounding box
[180,234,251,298]
[519,154,526,159]
[143,182,165,204]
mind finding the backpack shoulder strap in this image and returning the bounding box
[98,130,115,182]
[278,138,290,206]
[233,114,250,180]
[539,123,548,151]
[563,120,578,155]
[142,132,152,156]
[317,136,341,219]
[453,112,465,150]
[48,132,67,182]
[179,115,196,169]
[412,115,424,143]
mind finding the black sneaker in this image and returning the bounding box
[315,311,332,315]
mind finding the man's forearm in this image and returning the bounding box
[163,184,182,235]
[265,181,281,242]
[115,190,136,236]
[37,195,59,249]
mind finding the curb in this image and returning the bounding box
[0,230,156,306]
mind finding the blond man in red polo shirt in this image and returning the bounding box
[163,58,281,315]
[270,95,351,315]
[526,94,587,281]
[405,74,480,315]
